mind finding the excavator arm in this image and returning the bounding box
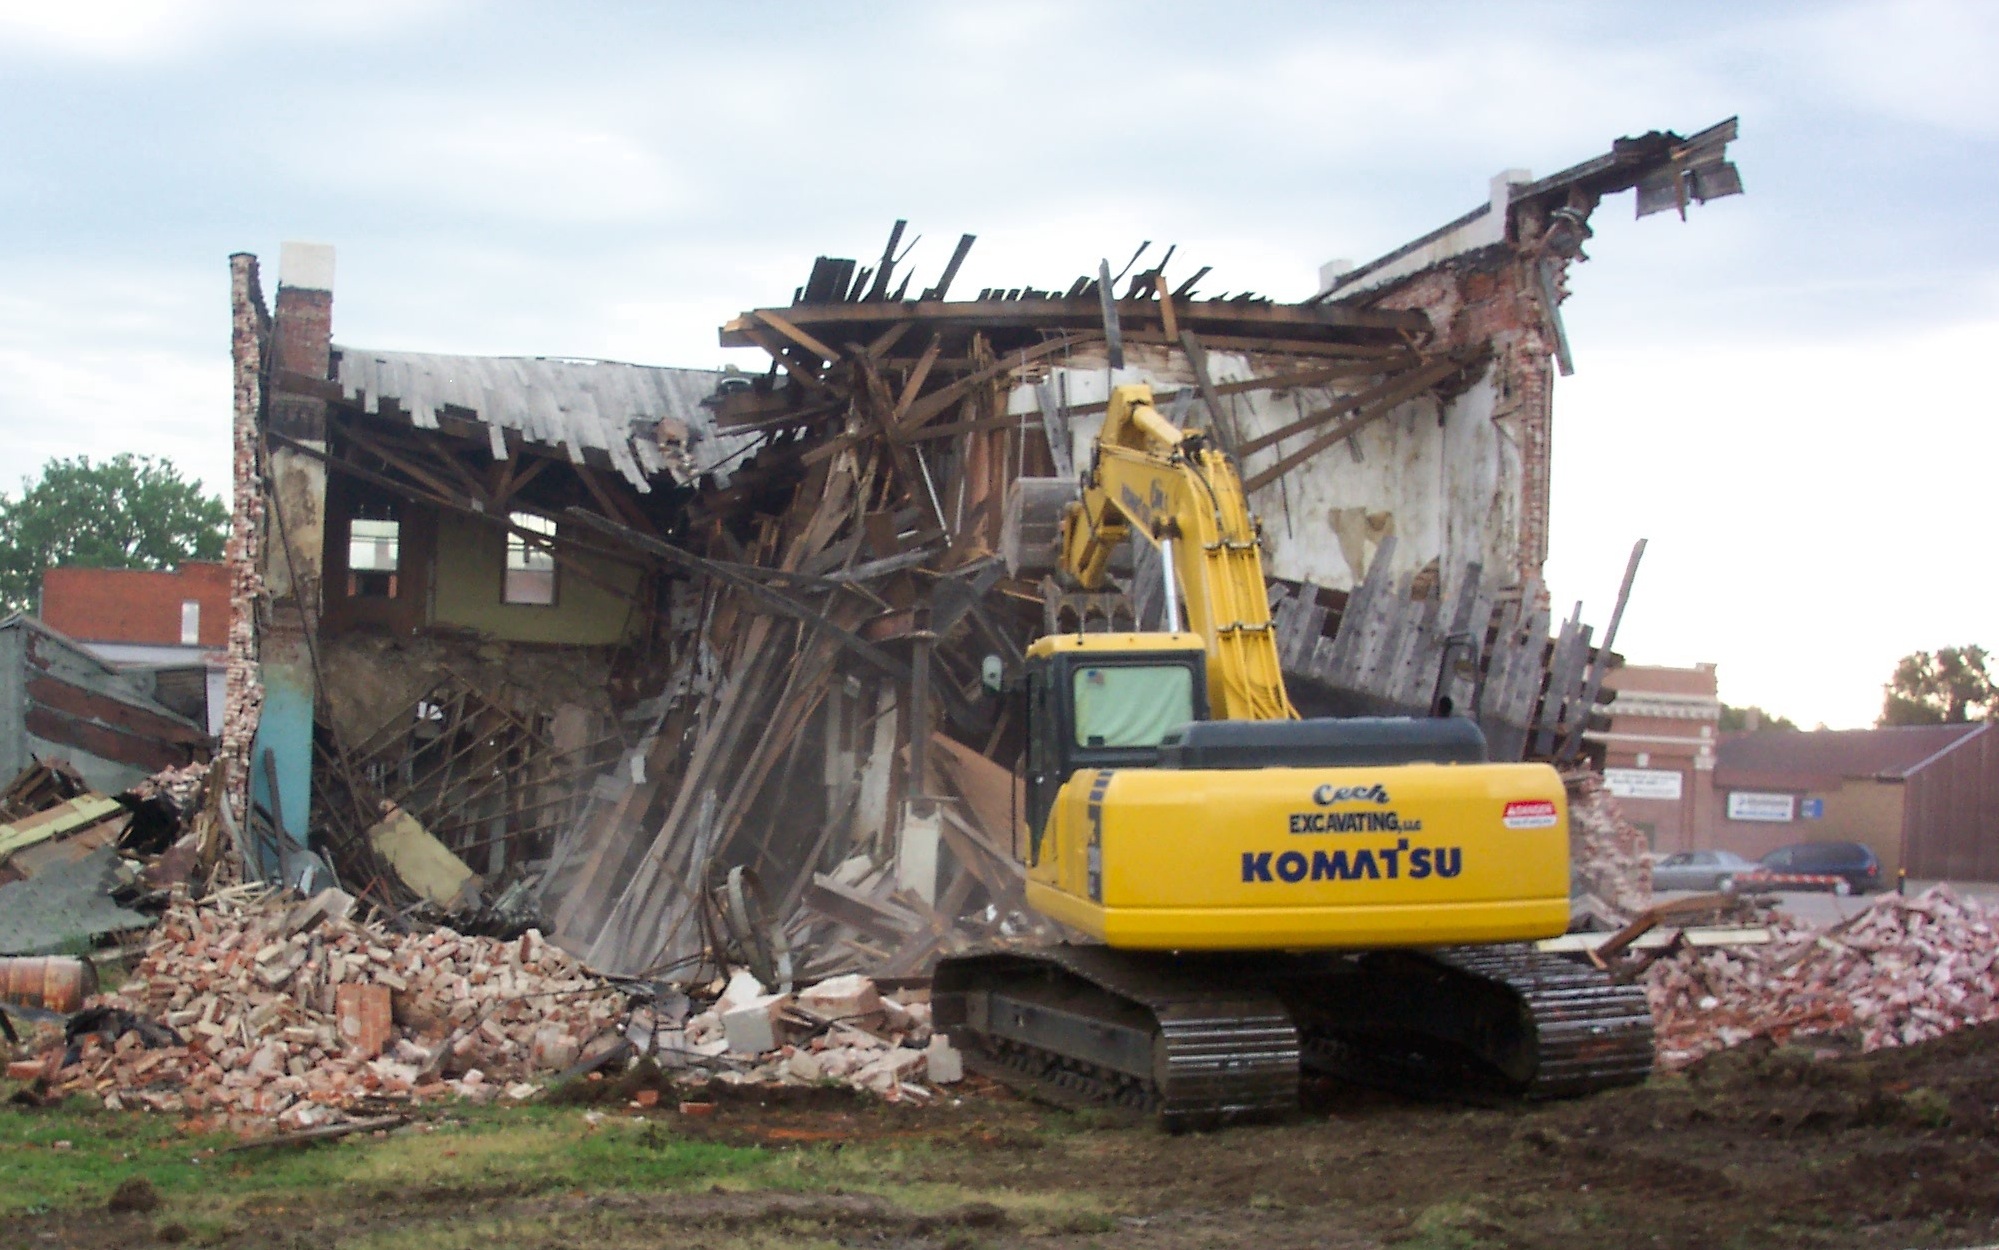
[1058,383,1296,722]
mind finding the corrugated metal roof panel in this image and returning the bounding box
[331,348,758,489]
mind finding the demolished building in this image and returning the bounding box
[220,119,1742,977]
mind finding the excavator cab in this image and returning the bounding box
[1021,633,1209,863]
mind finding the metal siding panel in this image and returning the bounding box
[330,347,733,476]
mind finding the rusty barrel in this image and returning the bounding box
[0,955,98,1014]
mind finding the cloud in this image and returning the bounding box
[286,99,686,225]
[0,266,229,502]
[1788,0,1999,137]
[1544,317,1999,730]
[0,0,453,61]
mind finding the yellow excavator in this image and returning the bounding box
[934,383,1652,1126]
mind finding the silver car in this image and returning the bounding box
[1650,849,1758,892]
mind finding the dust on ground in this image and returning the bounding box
[13,1020,1999,1250]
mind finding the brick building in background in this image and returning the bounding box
[38,563,230,735]
[1711,723,1999,883]
[1592,662,1721,852]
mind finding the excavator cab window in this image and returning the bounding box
[1024,649,1207,863]
[1071,664,1194,748]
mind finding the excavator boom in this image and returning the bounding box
[1059,385,1294,721]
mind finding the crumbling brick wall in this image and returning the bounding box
[1369,250,1562,588]
[221,254,269,822]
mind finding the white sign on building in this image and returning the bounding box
[1727,791,1795,823]
[1604,768,1684,801]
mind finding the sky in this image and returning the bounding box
[1,0,1992,730]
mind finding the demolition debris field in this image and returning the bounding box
[9,1020,1999,1250]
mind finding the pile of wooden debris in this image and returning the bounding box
[1645,885,1999,1067]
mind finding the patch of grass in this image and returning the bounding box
[0,1096,1116,1246]
[1900,1086,1952,1128]
[1391,1199,1504,1250]
[0,1099,765,1216]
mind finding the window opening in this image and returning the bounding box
[1071,663,1194,749]
[179,600,200,645]
[347,509,400,598]
[504,512,557,605]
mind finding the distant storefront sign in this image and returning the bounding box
[1728,791,1796,823]
[1604,768,1684,801]
[1801,798,1825,820]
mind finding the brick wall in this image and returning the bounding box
[41,562,232,647]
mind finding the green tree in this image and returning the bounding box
[0,454,228,615]
[1719,704,1799,732]
[1879,646,1996,726]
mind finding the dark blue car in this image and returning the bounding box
[1758,841,1884,894]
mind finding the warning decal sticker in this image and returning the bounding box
[1502,800,1558,830]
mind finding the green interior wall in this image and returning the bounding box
[430,512,641,644]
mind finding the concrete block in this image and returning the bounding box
[799,973,881,1022]
[715,969,768,1017]
[855,1045,927,1094]
[722,992,791,1055]
[925,1034,963,1084]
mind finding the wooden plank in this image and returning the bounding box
[803,872,920,944]
[863,220,907,302]
[754,309,840,362]
[1052,357,1415,420]
[1273,581,1329,673]
[25,676,205,744]
[1531,605,1588,757]
[718,297,1428,344]
[1241,360,1475,494]
[897,333,1095,433]
[1322,536,1397,684]
[892,334,944,424]
[339,420,477,506]
[1559,539,1646,764]
[1179,331,1239,459]
[1096,260,1125,370]
[732,325,831,394]
[923,234,976,301]
[1239,351,1466,461]
[1437,562,1487,717]
[1387,584,1447,708]
[561,509,911,686]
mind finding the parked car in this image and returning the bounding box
[1650,849,1759,892]
[1751,841,1885,894]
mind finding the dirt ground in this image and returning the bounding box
[14,1020,1999,1250]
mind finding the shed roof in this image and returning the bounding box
[331,348,759,490]
[1715,724,1988,784]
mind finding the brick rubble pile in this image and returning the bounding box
[11,888,959,1128]
[1567,771,1653,916]
[1646,885,1999,1067]
[21,887,625,1128]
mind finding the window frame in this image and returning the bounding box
[346,513,402,599]
[502,511,560,607]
